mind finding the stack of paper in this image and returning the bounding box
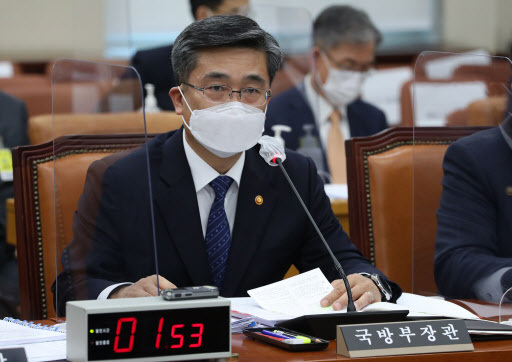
[0,319,66,361]
[242,268,480,321]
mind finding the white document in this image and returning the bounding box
[247,269,481,321]
[412,81,487,126]
[0,320,65,346]
[230,297,293,325]
[21,340,66,362]
[396,293,480,320]
[361,66,413,125]
[324,184,348,200]
[424,49,491,79]
[248,268,335,317]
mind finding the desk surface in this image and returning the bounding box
[230,333,512,361]
[38,318,512,361]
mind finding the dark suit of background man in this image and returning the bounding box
[130,0,250,111]
[54,15,401,315]
[434,115,512,301]
[266,5,387,183]
[0,91,29,318]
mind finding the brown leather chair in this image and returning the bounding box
[12,133,177,320]
[28,111,184,145]
[446,95,507,127]
[346,127,489,295]
[0,75,53,117]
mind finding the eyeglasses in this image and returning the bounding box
[182,82,271,106]
[321,50,375,74]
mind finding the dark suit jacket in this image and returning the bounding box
[0,91,28,317]
[54,128,401,313]
[265,83,387,172]
[130,44,176,110]
[0,91,28,263]
[434,127,512,299]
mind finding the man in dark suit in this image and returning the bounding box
[0,91,29,317]
[54,15,400,315]
[266,6,387,182]
[130,0,250,110]
[434,119,512,301]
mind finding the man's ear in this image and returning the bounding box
[169,87,184,115]
[311,46,320,68]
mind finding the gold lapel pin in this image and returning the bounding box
[255,195,263,205]
[506,186,512,196]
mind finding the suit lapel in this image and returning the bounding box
[155,128,212,285]
[221,149,279,296]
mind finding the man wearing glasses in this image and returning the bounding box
[266,5,387,184]
[54,15,401,314]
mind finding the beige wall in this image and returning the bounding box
[0,0,104,61]
[442,0,512,54]
[1,0,511,61]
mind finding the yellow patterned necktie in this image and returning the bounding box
[327,109,347,184]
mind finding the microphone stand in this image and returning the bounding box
[273,157,356,312]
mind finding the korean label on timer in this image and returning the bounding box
[337,319,473,358]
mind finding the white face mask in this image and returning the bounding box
[318,53,364,107]
[179,87,266,158]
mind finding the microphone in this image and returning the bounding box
[258,136,356,312]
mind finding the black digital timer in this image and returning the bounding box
[67,297,231,361]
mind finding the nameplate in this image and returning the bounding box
[0,347,28,362]
[336,319,473,358]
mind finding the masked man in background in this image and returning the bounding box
[265,5,387,183]
[54,15,401,315]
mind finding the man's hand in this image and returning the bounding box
[110,275,176,299]
[320,274,381,311]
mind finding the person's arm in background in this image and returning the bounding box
[434,140,512,300]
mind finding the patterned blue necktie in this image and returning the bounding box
[205,175,234,289]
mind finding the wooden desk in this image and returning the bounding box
[36,320,512,361]
[331,198,349,236]
[231,333,512,361]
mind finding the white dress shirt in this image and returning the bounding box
[98,132,245,299]
[303,73,351,149]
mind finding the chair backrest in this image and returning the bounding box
[0,75,53,117]
[346,127,489,294]
[400,78,491,126]
[28,111,183,145]
[446,95,507,127]
[13,134,163,320]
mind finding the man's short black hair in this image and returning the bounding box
[189,0,223,19]
[172,15,283,86]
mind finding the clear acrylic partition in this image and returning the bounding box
[252,5,323,177]
[251,4,312,94]
[50,59,158,319]
[412,51,512,320]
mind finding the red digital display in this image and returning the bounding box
[112,320,203,353]
[113,318,137,353]
[87,307,229,360]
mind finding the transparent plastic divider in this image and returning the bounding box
[50,59,158,320]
